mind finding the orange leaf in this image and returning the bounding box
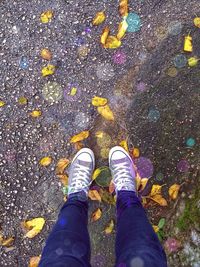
[91,208,102,222]
[150,194,168,207]
[70,131,89,143]
[88,190,102,202]
[104,219,114,234]
[41,48,52,60]
[57,174,68,186]
[168,184,181,200]
[29,256,41,267]
[74,141,84,151]
[56,158,70,175]
[119,0,129,17]
[109,180,115,194]
[132,147,140,158]
[101,26,110,45]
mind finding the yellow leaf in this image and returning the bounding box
[74,141,84,151]
[184,35,193,52]
[104,36,122,49]
[116,20,128,40]
[40,10,53,23]
[104,219,114,234]
[95,131,104,138]
[101,26,110,45]
[23,218,45,239]
[56,158,70,174]
[109,180,115,194]
[88,190,102,202]
[42,65,55,77]
[150,194,168,207]
[1,237,14,247]
[41,48,52,60]
[92,11,106,26]
[168,184,180,200]
[70,130,89,143]
[18,96,28,105]
[194,17,200,28]
[29,256,41,267]
[139,178,149,191]
[0,100,5,107]
[30,110,42,118]
[153,225,159,233]
[136,174,141,191]
[39,156,52,167]
[97,105,114,121]
[91,208,102,222]
[92,168,102,180]
[132,147,140,158]
[92,96,108,107]
[70,87,77,96]
[119,0,129,17]
[0,233,3,243]
[188,57,199,67]
[150,185,163,196]
[119,140,129,152]
[57,174,68,186]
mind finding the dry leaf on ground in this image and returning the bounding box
[168,184,181,200]
[40,10,53,23]
[0,236,14,247]
[119,139,129,152]
[109,180,115,194]
[150,194,168,207]
[97,105,114,121]
[92,96,108,107]
[41,48,52,60]
[101,26,110,45]
[88,190,102,202]
[92,11,106,26]
[56,158,70,174]
[104,220,114,234]
[116,20,128,40]
[70,131,89,143]
[41,65,55,77]
[104,36,122,49]
[29,256,41,267]
[57,174,68,186]
[99,189,116,205]
[150,185,163,196]
[91,208,102,222]
[22,217,45,238]
[39,156,52,167]
[119,0,129,17]
[184,35,193,52]
[0,100,5,107]
[139,178,149,191]
[153,225,159,233]
[30,110,42,118]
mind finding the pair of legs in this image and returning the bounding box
[39,147,167,267]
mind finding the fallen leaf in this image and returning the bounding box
[40,10,53,23]
[119,140,129,152]
[188,57,199,67]
[104,219,114,234]
[88,190,102,202]
[150,185,163,196]
[92,96,108,107]
[92,168,101,180]
[99,189,116,205]
[41,65,55,77]
[132,147,140,158]
[93,166,112,186]
[29,256,41,267]
[194,17,200,28]
[57,174,68,186]
[97,105,114,121]
[101,26,110,45]
[153,225,159,233]
[74,141,84,151]
[23,218,45,239]
[0,100,5,107]
[150,194,168,207]
[91,208,102,222]
[0,233,3,243]
[139,178,149,191]
[168,184,180,200]
[116,20,128,40]
[95,131,104,138]
[39,156,52,167]
[1,237,14,247]
[70,130,89,143]
[30,110,42,118]
[158,218,166,229]
[184,35,193,52]
[41,48,52,60]
[92,11,106,26]
[70,87,77,96]
[109,180,115,194]
[119,0,129,17]
[104,36,122,49]
[18,96,28,105]
[136,175,141,191]
[56,158,70,175]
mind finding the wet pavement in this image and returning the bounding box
[0,0,200,266]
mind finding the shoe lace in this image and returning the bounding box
[71,164,91,188]
[113,161,134,187]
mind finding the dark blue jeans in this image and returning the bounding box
[39,191,167,267]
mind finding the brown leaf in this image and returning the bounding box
[57,174,68,186]
[88,190,102,202]
[1,237,14,247]
[56,158,70,175]
[70,131,89,143]
[109,180,115,194]
[150,194,168,207]
[74,141,84,151]
[168,184,181,200]
[119,0,129,17]
[100,26,110,45]
[29,256,41,267]
[91,208,102,222]
[104,219,114,234]
[40,48,52,60]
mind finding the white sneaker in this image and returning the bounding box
[109,146,136,193]
[68,148,95,195]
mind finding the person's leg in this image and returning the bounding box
[39,148,95,267]
[109,146,167,267]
